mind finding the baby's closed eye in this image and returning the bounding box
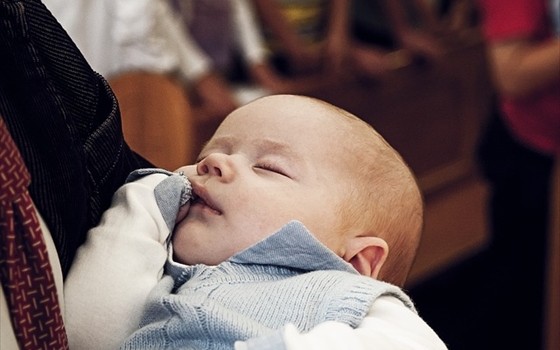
[253,162,290,177]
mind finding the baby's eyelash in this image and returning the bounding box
[254,162,288,177]
[255,163,279,171]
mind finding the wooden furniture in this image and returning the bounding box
[110,72,196,170]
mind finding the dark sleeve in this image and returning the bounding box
[0,0,153,277]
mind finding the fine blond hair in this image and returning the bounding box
[312,97,424,287]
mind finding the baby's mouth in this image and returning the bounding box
[192,189,222,215]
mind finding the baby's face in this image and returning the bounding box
[173,96,352,265]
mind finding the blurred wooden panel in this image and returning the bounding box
[110,72,196,170]
[407,177,489,285]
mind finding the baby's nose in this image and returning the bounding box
[196,153,234,181]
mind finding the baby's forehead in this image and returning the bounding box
[221,95,380,155]
[235,97,357,132]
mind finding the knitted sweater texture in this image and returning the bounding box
[122,221,414,350]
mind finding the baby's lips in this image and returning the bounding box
[175,203,191,224]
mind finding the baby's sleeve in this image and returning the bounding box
[64,169,191,350]
[236,296,448,350]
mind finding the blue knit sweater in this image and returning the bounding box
[121,219,414,350]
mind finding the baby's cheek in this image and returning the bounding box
[171,228,190,264]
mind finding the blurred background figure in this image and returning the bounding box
[252,0,444,80]
[42,0,203,168]
[476,0,560,348]
[43,0,338,163]
[168,0,337,151]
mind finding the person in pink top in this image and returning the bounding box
[476,0,559,348]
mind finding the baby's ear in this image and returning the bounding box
[343,236,388,278]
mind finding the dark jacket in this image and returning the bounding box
[0,0,153,276]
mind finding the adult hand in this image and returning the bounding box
[488,37,560,98]
[398,29,444,64]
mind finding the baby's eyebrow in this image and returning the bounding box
[199,136,303,166]
[198,137,235,160]
[252,139,297,159]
